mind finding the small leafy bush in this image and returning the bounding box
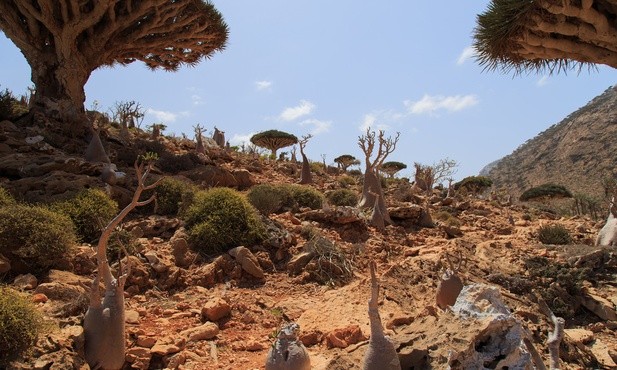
[537,224,572,245]
[183,188,265,254]
[247,184,288,215]
[155,177,197,216]
[108,229,140,262]
[284,184,324,210]
[51,189,118,243]
[520,183,572,202]
[0,286,45,365]
[524,256,591,317]
[326,189,358,207]
[0,205,76,274]
[0,187,15,207]
[0,87,27,121]
[338,175,356,188]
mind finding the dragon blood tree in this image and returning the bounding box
[250,130,298,160]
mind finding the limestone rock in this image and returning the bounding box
[325,325,367,349]
[388,203,424,221]
[13,273,38,290]
[171,237,194,268]
[150,336,185,356]
[580,288,617,321]
[231,169,255,190]
[201,297,231,321]
[180,322,219,342]
[228,246,264,279]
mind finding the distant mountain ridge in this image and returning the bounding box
[483,85,617,201]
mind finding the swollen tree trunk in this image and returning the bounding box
[299,152,312,184]
[29,57,90,132]
[359,168,391,225]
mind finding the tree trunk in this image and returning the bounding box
[29,57,90,133]
[299,153,312,184]
[359,168,391,225]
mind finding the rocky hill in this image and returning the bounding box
[0,112,616,369]
[484,85,617,201]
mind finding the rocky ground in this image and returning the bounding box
[1,117,616,369]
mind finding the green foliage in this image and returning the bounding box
[309,162,325,175]
[520,183,573,201]
[0,205,76,273]
[183,188,265,254]
[250,130,298,155]
[0,87,27,121]
[455,176,493,193]
[381,161,407,177]
[108,229,139,262]
[247,184,288,215]
[537,224,572,245]
[285,184,324,210]
[524,256,591,317]
[247,184,323,214]
[155,177,197,216]
[0,286,45,365]
[51,189,118,243]
[326,189,358,207]
[0,188,15,207]
[338,175,356,188]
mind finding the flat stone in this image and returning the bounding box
[201,297,231,321]
[126,309,140,324]
[564,328,594,345]
[181,322,219,342]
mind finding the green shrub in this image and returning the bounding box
[155,177,197,216]
[326,189,358,207]
[0,187,15,207]
[338,175,356,188]
[284,184,324,210]
[455,176,493,193]
[537,224,572,245]
[0,205,76,273]
[0,87,27,121]
[247,184,288,215]
[51,189,118,243]
[520,183,573,202]
[309,162,325,175]
[524,256,591,317]
[183,188,265,254]
[0,286,45,365]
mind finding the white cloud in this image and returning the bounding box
[255,80,273,91]
[230,132,256,147]
[300,118,331,135]
[405,94,479,115]
[278,100,315,121]
[146,108,177,122]
[359,113,390,132]
[457,46,476,65]
[537,75,549,87]
[191,94,204,105]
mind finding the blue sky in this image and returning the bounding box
[1,0,616,181]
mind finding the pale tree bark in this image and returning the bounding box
[0,0,227,129]
[357,128,400,226]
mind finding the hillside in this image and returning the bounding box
[0,112,616,370]
[484,85,617,202]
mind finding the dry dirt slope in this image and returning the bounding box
[482,85,617,201]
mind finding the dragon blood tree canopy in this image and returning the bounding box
[250,130,298,158]
[474,0,617,73]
